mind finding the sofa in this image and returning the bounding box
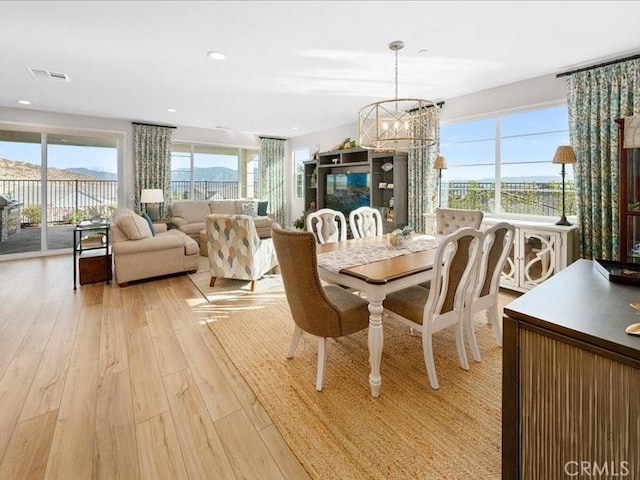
[170,199,275,240]
[111,208,199,286]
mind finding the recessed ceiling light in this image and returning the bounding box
[292,127,298,131]
[207,51,226,61]
[166,108,176,113]
[18,99,31,105]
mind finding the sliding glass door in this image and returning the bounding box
[0,128,119,257]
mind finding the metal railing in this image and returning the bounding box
[0,179,259,224]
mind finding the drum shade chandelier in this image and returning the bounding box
[359,40,438,151]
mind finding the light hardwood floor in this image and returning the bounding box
[0,255,311,480]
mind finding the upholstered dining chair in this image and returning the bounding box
[205,214,278,291]
[306,208,347,244]
[271,223,370,391]
[349,206,383,239]
[435,207,484,235]
[465,222,515,360]
[383,227,483,390]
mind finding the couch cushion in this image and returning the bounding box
[257,201,268,216]
[116,213,153,240]
[172,201,211,223]
[178,222,206,237]
[210,200,237,215]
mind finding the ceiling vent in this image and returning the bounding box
[26,67,71,82]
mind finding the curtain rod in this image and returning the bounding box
[132,121,177,129]
[556,53,640,78]
[259,135,287,141]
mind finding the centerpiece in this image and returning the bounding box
[389,225,414,249]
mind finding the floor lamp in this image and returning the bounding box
[552,145,577,226]
[433,155,448,207]
[140,188,165,221]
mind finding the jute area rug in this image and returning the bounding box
[203,278,512,479]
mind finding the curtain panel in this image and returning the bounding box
[134,124,173,219]
[566,59,640,260]
[260,137,286,226]
[408,106,440,233]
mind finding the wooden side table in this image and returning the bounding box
[73,220,112,290]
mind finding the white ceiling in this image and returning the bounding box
[1,1,639,138]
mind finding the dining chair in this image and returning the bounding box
[435,207,484,235]
[306,208,347,244]
[465,222,515,360]
[349,206,383,239]
[383,227,483,390]
[271,223,370,391]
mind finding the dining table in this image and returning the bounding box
[316,233,441,397]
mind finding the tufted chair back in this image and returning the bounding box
[435,208,484,235]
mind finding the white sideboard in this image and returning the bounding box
[482,217,579,292]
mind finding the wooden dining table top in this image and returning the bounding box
[316,235,440,285]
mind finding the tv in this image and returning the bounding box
[324,169,370,214]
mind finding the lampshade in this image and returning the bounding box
[433,155,448,170]
[140,188,164,203]
[552,146,577,164]
[358,40,438,152]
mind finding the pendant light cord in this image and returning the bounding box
[394,48,399,100]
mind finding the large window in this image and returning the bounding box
[440,104,574,218]
[170,143,259,200]
[293,147,310,198]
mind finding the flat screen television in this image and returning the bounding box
[324,169,370,214]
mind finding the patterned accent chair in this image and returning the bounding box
[349,206,383,239]
[435,207,484,235]
[205,214,278,291]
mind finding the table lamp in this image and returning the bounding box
[433,155,448,207]
[140,188,164,221]
[552,146,577,226]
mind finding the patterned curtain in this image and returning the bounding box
[408,106,440,233]
[566,59,640,260]
[134,124,173,219]
[260,137,286,226]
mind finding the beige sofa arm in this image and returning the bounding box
[113,234,186,255]
[153,223,168,233]
[170,216,188,228]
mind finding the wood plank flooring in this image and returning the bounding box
[0,255,310,480]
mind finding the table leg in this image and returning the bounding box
[366,294,384,397]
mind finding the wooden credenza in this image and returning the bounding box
[503,259,640,479]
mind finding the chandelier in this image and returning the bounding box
[359,40,438,151]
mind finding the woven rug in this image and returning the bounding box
[206,289,513,479]
[188,256,284,302]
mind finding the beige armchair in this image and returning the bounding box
[435,207,484,234]
[205,214,278,291]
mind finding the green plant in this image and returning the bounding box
[292,212,306,230]
[22,205,41,225]
[67,209,86,225]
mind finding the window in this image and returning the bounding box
[440,104,573,218]
[170,143,259,200]
[293,147,310,198]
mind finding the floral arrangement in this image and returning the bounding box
[336,137,358,150]
[389,226,414,248]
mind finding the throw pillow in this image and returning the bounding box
[242,203,257,217]
[116,213,153,240]
[257,201,268,216]
[140,212,155,236]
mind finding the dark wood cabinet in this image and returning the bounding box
[307,147,408,232]
[73,221,112,289]
[617,118,640,262]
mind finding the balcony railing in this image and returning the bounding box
[0,179,259,224]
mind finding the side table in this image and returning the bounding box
[73,220,112,290]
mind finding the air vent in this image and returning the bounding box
[26,67,70,82]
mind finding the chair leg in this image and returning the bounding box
[250,280,257,291]
[455,322,470,371]
[489,304,502,347]
[466,309,482,363]
[209,277,217,288]
[316,337,327,392]
[422,333,439,390]
[286,326,303,359]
